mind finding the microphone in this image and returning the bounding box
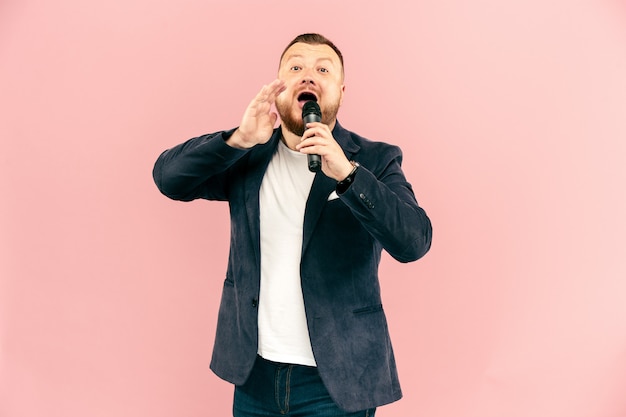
[302,101,322,172]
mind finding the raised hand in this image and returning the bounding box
[227,79,286,149]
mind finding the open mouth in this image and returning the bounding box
[297,92,318,104]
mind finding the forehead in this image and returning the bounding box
[280,42,342,67]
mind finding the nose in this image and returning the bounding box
[300,69,316,85]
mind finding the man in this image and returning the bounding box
[153,33,432,417]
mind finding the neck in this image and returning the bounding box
[280,127,301,150]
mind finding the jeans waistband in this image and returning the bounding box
[256,354,316,369]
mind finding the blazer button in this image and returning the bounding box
[359,193,375,209]
[251,298,258,308]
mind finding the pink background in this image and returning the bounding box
[2,0,626,416]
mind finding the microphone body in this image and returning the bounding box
[302,101,322,172]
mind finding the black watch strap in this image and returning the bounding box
[336,161,360,194]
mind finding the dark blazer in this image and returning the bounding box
[153,122,432,412]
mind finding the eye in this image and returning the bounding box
[290,65,302,71]
[318,67,328,73]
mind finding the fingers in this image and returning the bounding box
[236,80,285,147]
[298,122,331,145]
[296,124,333,157]
[257,79,285,104]
[296,124,352,180]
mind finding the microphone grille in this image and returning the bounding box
[302,100,321,118]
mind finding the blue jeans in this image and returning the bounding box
[233,356,376,417]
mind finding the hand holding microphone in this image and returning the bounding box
[299,101,358,182]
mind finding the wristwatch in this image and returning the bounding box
[336,161,360,194]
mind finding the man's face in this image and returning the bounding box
[276,42,345,137]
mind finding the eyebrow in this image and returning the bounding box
[284,54,336,65]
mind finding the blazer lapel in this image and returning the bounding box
[244,131,280,265]
[301,122,360,255]
[302,173,336,255]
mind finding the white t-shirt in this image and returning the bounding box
[257,139,317,366]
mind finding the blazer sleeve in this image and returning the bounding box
[338,145,432,263]
[152,129,248,202]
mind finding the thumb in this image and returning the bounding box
[269,111,279,127]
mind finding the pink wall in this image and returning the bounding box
[2,1,626,416]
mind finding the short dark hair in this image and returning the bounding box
[280,33,344,73]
